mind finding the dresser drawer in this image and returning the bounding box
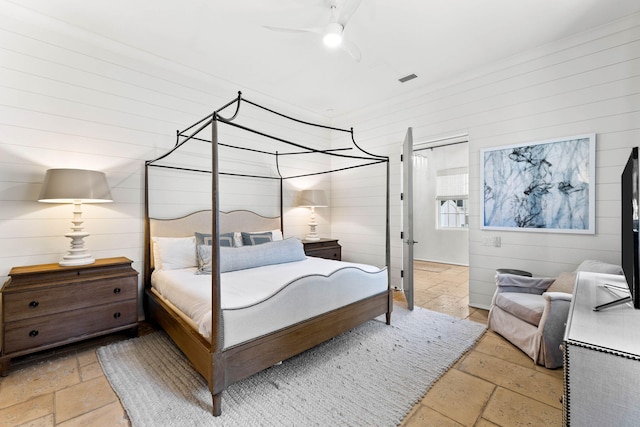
[3,276,137,322]
[303,239,342,261]
[306,247,341,260]
[3,300,137,354]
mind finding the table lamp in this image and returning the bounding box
[297,189,328,241]
[38,169,113,266]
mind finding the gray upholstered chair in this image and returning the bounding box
[488,260,623,369]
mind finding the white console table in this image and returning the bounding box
[563,271,640,426]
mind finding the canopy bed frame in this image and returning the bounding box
[144,92,391,416]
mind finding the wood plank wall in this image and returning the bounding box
[332,13,640,308]
[0,8,332,303]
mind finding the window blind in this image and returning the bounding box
[436,167,468,200]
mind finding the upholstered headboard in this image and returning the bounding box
[149,210,280,238]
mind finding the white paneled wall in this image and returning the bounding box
[0,8,332,307]
[333,13,640,308]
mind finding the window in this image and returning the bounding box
[439,199,468,228]
[436,167,468,229]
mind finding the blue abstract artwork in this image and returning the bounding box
[482,134,595,233]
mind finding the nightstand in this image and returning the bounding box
[302,238,342,261]
[0,257,139,376]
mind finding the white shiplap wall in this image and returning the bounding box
[332,13,640,308]
[0,9,333,310]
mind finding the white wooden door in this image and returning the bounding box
[402,127,415,310]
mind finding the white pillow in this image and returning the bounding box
[152,236,196,270]
[271,229,283,241]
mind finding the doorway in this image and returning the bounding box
[411,136,469,311]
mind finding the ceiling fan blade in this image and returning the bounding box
[263,25,323,35]
[336,0,363,27]
[341,39,362,62]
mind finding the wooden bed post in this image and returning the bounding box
[279,176,284,232]
[211,113,224,415]
[143,163,151,288]
[275,151,284,233]
[385,159,392,325]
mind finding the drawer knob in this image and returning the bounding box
[29,330,39,337]
[113,312,121,319]
[29,300,39,308]
[113,287,121,294]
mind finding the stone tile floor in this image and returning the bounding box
[397,261,563,426]
[0,261,563,426]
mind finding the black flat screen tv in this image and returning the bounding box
[595,147,640,311]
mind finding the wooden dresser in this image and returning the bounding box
[302,238,341,261]
[0,257,138,375]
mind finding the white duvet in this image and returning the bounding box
[151,257,387,348]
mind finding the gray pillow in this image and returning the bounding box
[220,238,305,273]
[195,232,235,273]
[197,238,306,275]
[195,232,234,247]
[241,231,273,246]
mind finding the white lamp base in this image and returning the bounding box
[306,207,321,241]
[59,202,96,266]
[60,255,95,266]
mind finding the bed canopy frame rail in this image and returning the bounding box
[143,91,391,415]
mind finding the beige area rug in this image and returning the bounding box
[97,305,485,427]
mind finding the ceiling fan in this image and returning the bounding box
[264,0,363,62]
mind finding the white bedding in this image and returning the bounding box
[151,257,388,348]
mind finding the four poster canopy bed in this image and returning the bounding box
[144,92,391,416]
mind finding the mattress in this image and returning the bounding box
[151,257,388,348]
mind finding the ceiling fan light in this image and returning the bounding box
[323,22,343,47]
[323,33,342,47]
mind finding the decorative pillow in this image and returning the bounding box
[575,260,623,275]
[194,232,235,271]
[151,236,196,270]
[235,229,282,246]
[220,233,235,247]
[546,271,577,294]
[194,232,234,247]
[241,231,273,246]
[219,238,305,273]
[496,274,555,291]
[196,244,213,275]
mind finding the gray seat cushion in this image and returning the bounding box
[494,292,545,326]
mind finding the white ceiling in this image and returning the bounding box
[9,0,640,117]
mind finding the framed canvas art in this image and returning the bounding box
[481,134,596,234]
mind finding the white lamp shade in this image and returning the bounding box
[297,189,328,207]
[38,169,113,203]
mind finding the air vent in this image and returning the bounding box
[398,73,417,83]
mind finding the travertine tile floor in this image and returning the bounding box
[0,261,563,426]
[398,261,563,427]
